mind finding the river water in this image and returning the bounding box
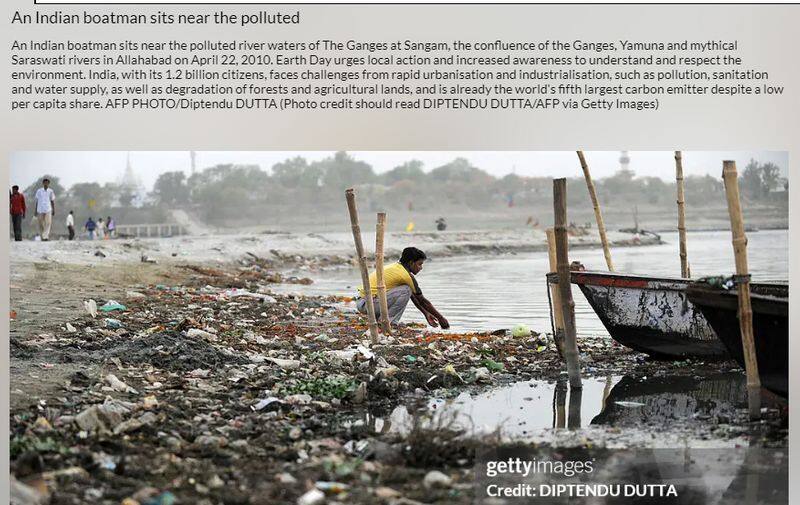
[285,229,788,335]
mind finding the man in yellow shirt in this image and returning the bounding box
[357,247,449,329]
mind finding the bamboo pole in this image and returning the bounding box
[345,189,379,343]
[721,161,760,420]
[375,212,391,334]
[553,178,582,389]
[546,228,565,356]
[675,151,690,278]
[576,151,614,271]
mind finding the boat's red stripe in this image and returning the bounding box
[574,274,650,288]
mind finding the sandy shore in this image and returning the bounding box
[10,227,661,269]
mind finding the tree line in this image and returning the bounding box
[20,153,788,229]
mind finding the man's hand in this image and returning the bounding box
[425,313,439,328]
[438,316,450,330]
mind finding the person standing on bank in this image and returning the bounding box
[357,247,449,329]
[34,178,55,241]
[85,217,97,240]
[10,185,26,241]
[66,211,75,240]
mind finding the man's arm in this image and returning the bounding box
[21,195,25,218]
[411,293,449,329]
[50,193,55,217]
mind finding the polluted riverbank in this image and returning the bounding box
[9,227,661,271]
[10,245,787,504]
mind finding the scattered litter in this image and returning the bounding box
[142,395,158,409]
[512,323,531,338]
[106,374,138,394]
[473,367,491,382]
[84,299,98,318]
[482,358,504,372]
[100,300,127,312]
[297,489,325,505]
[222,288,277,303]
[267,357,301,370]
[252,397,283,411]
[315,481,348,494]
[615,401,646,408]
[375,486,401,499]
[352,381,368,403]
[186,328,216,340]
[276,473,297,485]
[104,318,122,329]
[423,470,452,489]
[443,364,464,383]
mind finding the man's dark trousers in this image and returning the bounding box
[11,214,23,241]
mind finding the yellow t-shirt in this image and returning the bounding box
[358,262,420,297]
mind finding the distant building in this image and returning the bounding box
[619,151,631,172]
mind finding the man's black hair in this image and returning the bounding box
[400,247,426,267]
[42,178,50,183]
[12,185,18,190]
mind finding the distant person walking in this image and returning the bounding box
[98,218,106,239]
[85,217,97,240]
[9,185,26,241]
[34,178,56,241]
[107,216,116,238]
[66,211,75,240]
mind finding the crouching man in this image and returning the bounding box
[357,247,449,329]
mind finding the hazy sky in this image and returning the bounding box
[9,151,789,191]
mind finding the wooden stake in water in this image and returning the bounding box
[675,151,690,278]
[375,212,391,334]
[546,228,565,356]
[577,151,614,271]
[345,189,379,343]
[553,178,582,389]
[722,161,760,419]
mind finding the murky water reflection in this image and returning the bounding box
[351,372,750,439]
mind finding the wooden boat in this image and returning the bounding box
[548,271,728,359]
[686,280,788,397]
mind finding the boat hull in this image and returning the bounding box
[686,282,788,397]
[550,271,729,359]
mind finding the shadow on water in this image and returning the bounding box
[349,372,787,504]
[590,373,748,427]
[359,372,753,438]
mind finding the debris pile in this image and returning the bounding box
[9,258,785,504]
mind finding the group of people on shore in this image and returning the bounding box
[10,179,116,241]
